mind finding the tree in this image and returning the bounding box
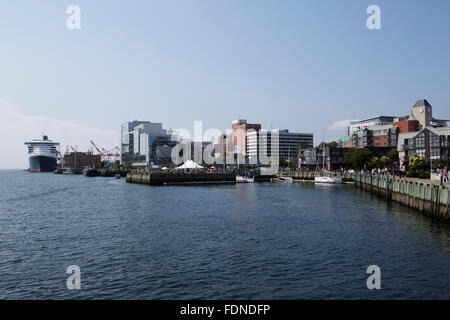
[385,149,399,165]
[344,148,373,168]
[380,156,390,167]
[316,141,339,149]
[327,141,339,148]
[369,157,384,169]
[409,155,426,171]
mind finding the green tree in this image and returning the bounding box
[380,156,390,167]
[344,148,373,168]
[316,141,338,148]
[385,149,399,165]
[409,155,426,171]
[327,141,339,148]
[369,157,384,169]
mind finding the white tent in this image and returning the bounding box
[176,160,204,170]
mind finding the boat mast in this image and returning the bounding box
[322,127,326,173]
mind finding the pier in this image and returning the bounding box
[126,172,237,185]
[353,173,450,221]
[279,171,450,221]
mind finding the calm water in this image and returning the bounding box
[0,170,449,299]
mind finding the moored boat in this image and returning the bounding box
[314,176,342,184]
[279,176,294,183]
[63,169,74,175]
[236,175,255,183]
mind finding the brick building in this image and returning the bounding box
[231,119,261,156]
[64,152,102,168]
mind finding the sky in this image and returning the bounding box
[1,0,450,168]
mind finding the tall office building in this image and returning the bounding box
[231,119,261,156]
[121,121,174,167]
[247,129,313,162]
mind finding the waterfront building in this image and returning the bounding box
[338,131,364,148]
[393,115,420,133]
[299,147,349,170]
[63,152,102,168]
[362,125,399,148]
[121,121,174,167]
[391,100,450,167]
[408,99,450,129]
[398,127,450,167]
[231,119,261,156]
[247,129,313,162]
[347,116,396,136]
[340,100,449,154]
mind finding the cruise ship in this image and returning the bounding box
[24,135,60,172]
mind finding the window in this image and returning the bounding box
[415,133,425,148]
[430,134,439,147]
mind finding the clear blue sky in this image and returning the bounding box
[1,0,450,152]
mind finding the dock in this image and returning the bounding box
[279,171,450,221]
[126,172,237,186]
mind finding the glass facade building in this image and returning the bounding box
[121,121,174,167]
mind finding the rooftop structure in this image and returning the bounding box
[347,116,397,136]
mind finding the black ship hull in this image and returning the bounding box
[29,155,57,172]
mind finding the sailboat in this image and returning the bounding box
[235,148,254,183]
[314,133,341,184]
[279,144,294,183]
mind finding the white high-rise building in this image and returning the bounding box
[121,121,174,166]
[247,129,313,162]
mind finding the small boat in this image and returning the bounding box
[236,175,255,183]
[314,129,341,184]
[63,169,74,175]
[115,174,121,179]
[279,176,294,183]
[314,176,342,184]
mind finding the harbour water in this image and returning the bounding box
[0,170,449,299]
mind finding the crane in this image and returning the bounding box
[90,140,120,162]
[90,140,103,155]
